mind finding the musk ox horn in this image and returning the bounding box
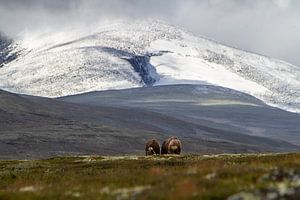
[145,139,160,156]
[161,136,182,155]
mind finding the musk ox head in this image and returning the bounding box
[161,136,182,155]
[145,139,160,156]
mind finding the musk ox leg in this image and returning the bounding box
[145,139,160,156]
[161,141,168,155]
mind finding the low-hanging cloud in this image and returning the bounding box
[0,0,300,66]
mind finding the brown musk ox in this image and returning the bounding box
[161,136,182,155]
[145,139,160,155]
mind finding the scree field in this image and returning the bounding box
[1,153,300,200]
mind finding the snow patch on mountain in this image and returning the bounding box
[149,40,270,96]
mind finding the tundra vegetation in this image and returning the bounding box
[1,153,300,200]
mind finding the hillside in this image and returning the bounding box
[60,84,300,146]
[1,87,299,159]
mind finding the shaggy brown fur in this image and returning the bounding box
[145,139,160,155]
[161,136,182,155]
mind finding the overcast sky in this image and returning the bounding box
[0,0,299,66]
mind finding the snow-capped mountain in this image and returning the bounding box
[0,19,300,112]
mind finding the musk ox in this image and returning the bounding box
[161,137,182,155]
[145,139,160,155]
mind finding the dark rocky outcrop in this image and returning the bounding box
[0,33,17,67]
[126,55,158,86]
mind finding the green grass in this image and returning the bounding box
[1,153,300,200]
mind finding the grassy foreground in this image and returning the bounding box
[1,154,300,200]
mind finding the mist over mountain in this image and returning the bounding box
[1,0,300,66]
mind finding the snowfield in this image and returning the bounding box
[0,19,300,112]
[149,40,270,95]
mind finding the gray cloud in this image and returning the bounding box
[0,0,300,66]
